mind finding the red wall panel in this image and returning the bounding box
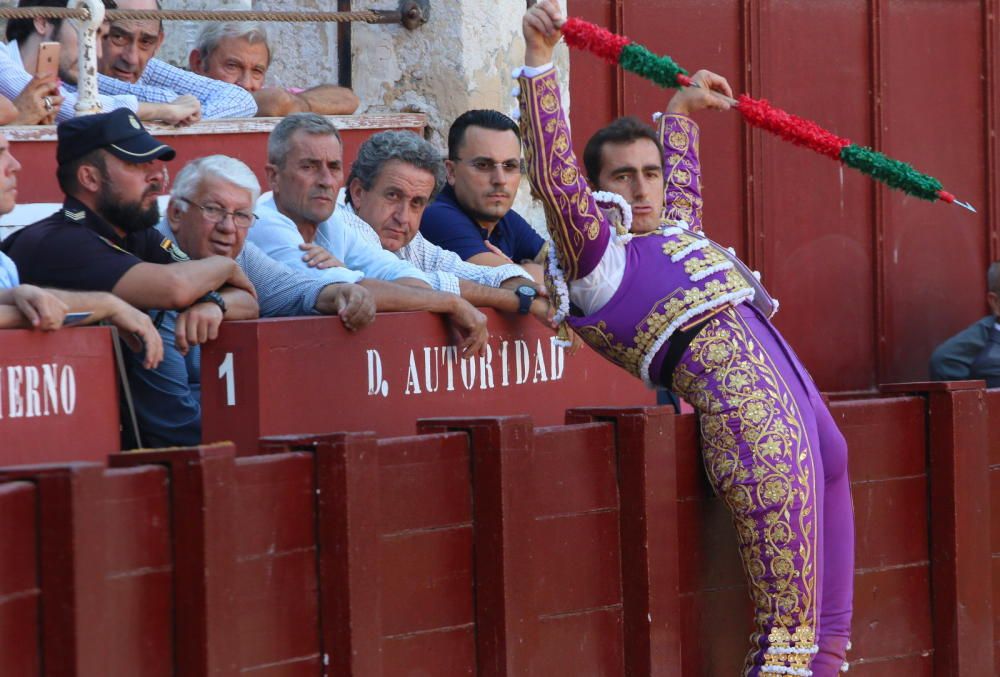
[569,0,995,392]
[881,1,989,384]
[0,482,40,677]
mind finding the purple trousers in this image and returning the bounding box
[672,303,854,677]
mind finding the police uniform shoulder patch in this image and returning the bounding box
[161,238,190,262]
[97,235,131,255]
[63,209,86,221]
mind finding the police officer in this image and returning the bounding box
[2,108,259,446]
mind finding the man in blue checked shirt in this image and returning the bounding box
[5,0,203,125]
[95,0,257,119]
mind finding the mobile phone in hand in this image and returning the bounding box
[63,311,92,326]
[35,41,60,79]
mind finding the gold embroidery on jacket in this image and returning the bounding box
[672,308,818,673]
[575,268,751,379]
[661,114,703,226]
[520,70,608,280]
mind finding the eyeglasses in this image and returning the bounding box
[455,158,525,175]
[177,197,256,229]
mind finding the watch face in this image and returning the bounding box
[518,285,537,299]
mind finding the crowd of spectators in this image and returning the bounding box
[0,5,557,447]
[0,0,359,124]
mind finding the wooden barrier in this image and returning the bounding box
[200,311,654,453]
[0,326,120,465]
[988,389,1000,677]
[1,388,997,676]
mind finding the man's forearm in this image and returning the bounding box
[0,305,28,329]
[299,85,360,115]
[45,289,122,322]
[459,279,519,312]
[660,114,704,229]
[359,278,458,314]
[252,88,298,117]
[218,287,259,320]
[395,277,433,290]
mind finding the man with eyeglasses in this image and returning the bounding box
[332,129,549,323]
[95,0,257,120]
[1,109,259,447]
[420,110,546,284]
[123,154,374,449]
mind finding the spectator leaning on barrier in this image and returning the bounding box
[5,0,201,125]
[249,112,489,358]
[929,261,1000,387]
[0,130,164,365]
[420,109,546,283]
[163,155,374,327]
[189,22,359,117]
[337,129,553,324]
[123,154,375,447]
[97,0,257,120]
[0,110,258,447]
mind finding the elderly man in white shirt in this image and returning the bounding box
[335,129,552,324]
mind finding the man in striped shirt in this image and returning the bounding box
[96,0,257,119]
[338,129,552,324]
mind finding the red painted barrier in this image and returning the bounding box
[988,389,1000,677]
[201,311,655,453]
[0,327,120,465]
[1,387,997,676]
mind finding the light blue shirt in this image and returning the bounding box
[155,219,351,317]
[0,251,19,288]
[250,192,430,285]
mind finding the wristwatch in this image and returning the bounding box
[195,290,227,314]
[515,285,537,315]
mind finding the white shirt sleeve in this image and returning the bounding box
[567,237,625,316]
[248,195,365,285]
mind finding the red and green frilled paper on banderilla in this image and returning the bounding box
[561,17,973,211]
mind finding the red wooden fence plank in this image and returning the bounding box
[376,433,475,666]
[989,390,1000,677]
[926,385,994,676]
[566,406,683,677]
[109,444,240,677]
[417,416,536,677]
[101,466,173,677]
[233,453,320,673]
[0,464,107,677]
[0,481,40,677]
[313,433,383,676]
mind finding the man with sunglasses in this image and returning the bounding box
[420,110,545,284]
